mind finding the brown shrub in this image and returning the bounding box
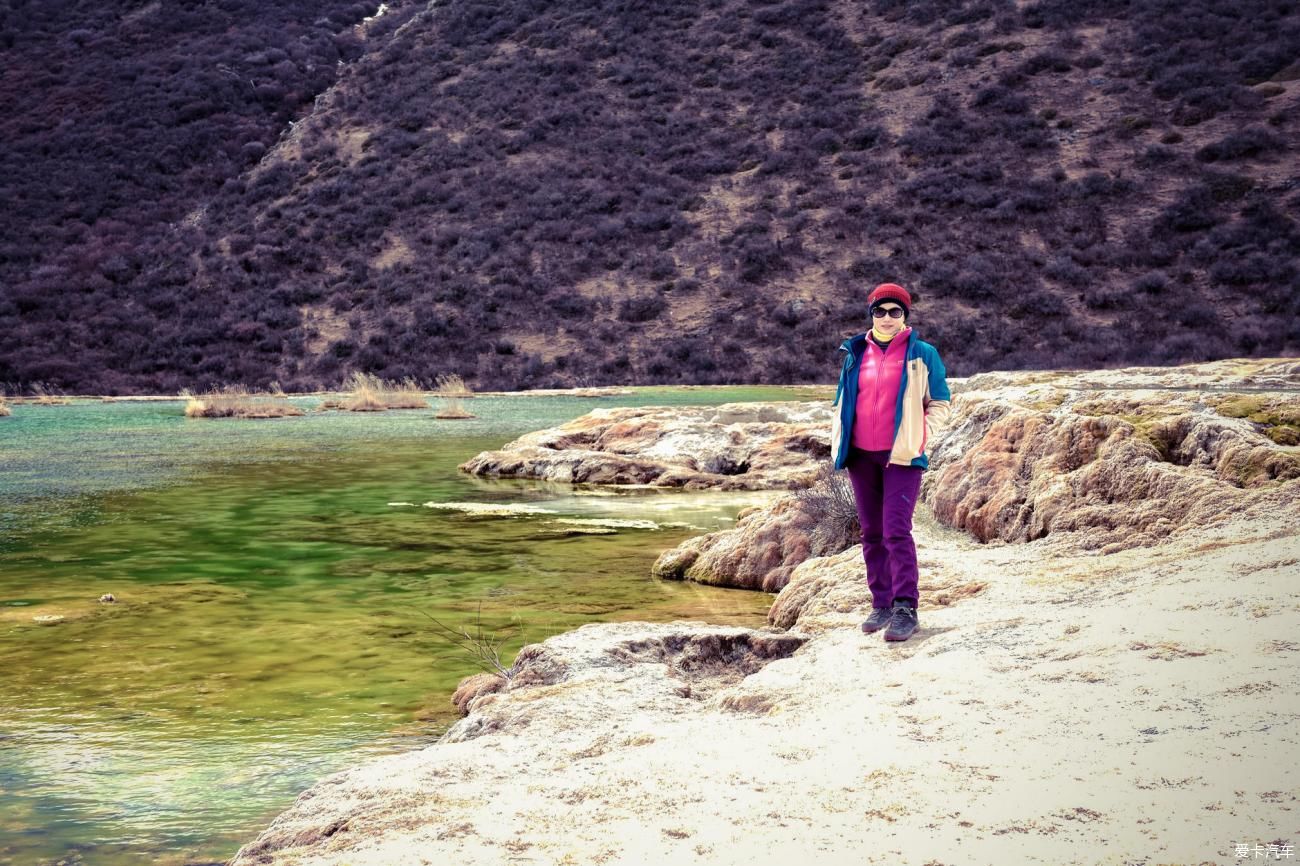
[793,464,861,553]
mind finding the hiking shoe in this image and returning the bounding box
[883,604,919,642]
[860,607,892,634]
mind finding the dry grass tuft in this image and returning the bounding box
[434,372,476,419]
[181,385,305,419]
[435,373,474,397]
[338,372,430,411]
[435,395,476,419]
[7,383,72,405]
[0,395,10,417]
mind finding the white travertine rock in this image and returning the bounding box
[460,402,833,491]
[652,358,1300,592]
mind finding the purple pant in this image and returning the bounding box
[845,448,924,609]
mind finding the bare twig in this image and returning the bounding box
[414,602,521,680]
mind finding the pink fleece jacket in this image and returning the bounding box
[851,328,911,451]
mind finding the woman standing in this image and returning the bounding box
[830,283,951,642]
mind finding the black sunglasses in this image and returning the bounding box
[872,306,906,319]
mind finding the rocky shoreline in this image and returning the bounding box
[459,402,832,490]
[231,359,1300,866]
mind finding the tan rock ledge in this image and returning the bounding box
[460,402,832,491]
[654,357,1300,594]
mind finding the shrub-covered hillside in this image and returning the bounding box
[0,0,420,389]
[1,0,1297,393]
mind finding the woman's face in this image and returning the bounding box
[872,302,907,337]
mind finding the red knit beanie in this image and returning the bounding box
[867,283,912,316]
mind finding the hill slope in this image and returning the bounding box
[2,0,1297,392]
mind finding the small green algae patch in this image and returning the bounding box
[1019,388,1068,414]
[1212,395,1300,446]
[1229,449,1300,486]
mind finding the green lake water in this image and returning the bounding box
[0,387,823,866]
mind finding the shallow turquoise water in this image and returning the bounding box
[0,387,819,865]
